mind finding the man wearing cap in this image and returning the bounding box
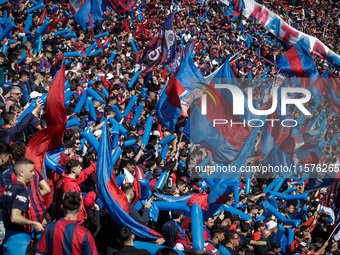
[290,231,305,252]
[148,168,163,188]
[293,242,310,255]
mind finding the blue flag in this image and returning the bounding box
[137,12,177,76]
[74,0,106,30]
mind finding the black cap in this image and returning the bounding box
[153,167,163,176]
[295,231,304,238]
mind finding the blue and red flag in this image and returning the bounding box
[73,0,106,30]
[277,40,319,78]
[326,72,340,115]
[155,40,202,132]
[25,64,67,208]
[295,110,327,165]
[96,120,163,240]
[26,64,67,177]
[137,12,177,76]
[317,178,340,241]
[222,0,245,16]
[186,61,260,166]
[107,0,146,19]
[70,0,86,13]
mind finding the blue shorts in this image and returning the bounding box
[3,230,31,255]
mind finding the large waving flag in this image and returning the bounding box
[277,40,319,78]
[326,73,340,114]
[185,61,257,165]
[155,41,203,132]
[221,0,245,16]
[295,110,327,164]
[319,178,340,240]
[26,64,67,177]
[107,0,146,19]
[25,64,67,209]
[70,0,86,13]
[96,121,163,240]
[137,12,177,76]
[74,0,106,30]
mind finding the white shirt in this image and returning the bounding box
[123,168,135,184]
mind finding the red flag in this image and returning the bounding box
[188,193,209,211]
[25,64,67,208]
[45,64,67,128]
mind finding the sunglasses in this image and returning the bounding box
[75,142,81,145]
[14,93,22,95]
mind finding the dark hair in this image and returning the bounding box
[64,130,75,141]
[3,112,15,125]
[0,143,11,156]
[176,179,186,187]
[172,211,183,220]
[210,226,225,238]
[19,69,30,78]
[121,183,133,195]
[94,80,103,88]
[270,243,281,250]
[66,159,80,173]
[118,226,132,243]
[156,248,178,255]
[224,230,237,244]
[240,222,251,233]
[10,142,26,161]
[63,191,81,213]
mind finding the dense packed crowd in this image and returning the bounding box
[0,0,338,254]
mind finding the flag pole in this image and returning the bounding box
[176,132,184,153]
[328,221,340,241]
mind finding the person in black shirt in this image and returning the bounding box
[2,158,44,255]
[161,211,184,247]
[223,230,239,255]
[113,226,150,255]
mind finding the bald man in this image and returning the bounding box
[254,229,275,255]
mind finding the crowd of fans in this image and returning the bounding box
[0,0,338,254]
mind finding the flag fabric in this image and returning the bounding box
[26,64,67,178]
[295,110,327,164]
[137,12,177,76]
[326,73,340,114]
[277,40,319,78]
[25,64,67,209]
[107,0,146,19]
[96,121,163,240]
[221,0,245,16]
[186,61,258,165]
[155,41,202,132]
[74,0,106,30]
[320,178,340,240]
[70,0,86,13]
